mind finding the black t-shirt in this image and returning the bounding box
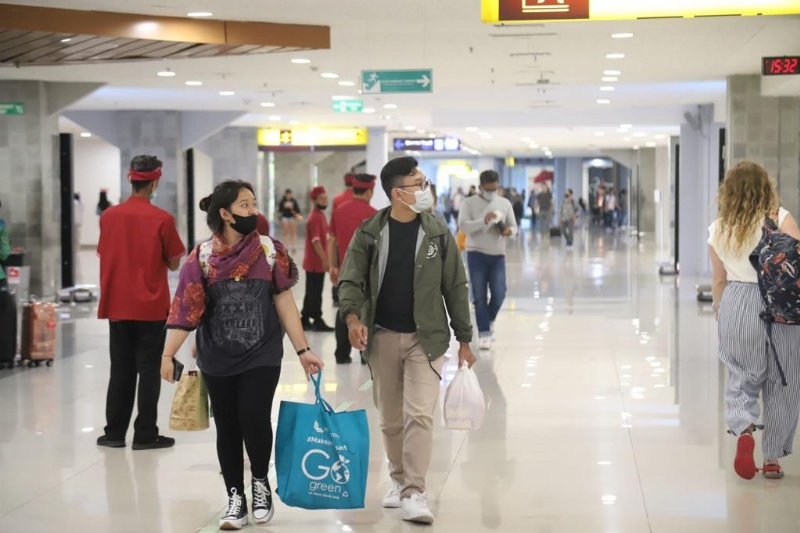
[279,197,300,219]
[374,216,420,333]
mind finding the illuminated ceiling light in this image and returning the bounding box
[632,132,647,137]
[604,70,622,76]
[383,103,398,109]
[290,120,300,125]
[521,136,532,142]
[416,129,426,134]
[654,134,666,139]
[605,53,625,59]
[157,69,176,77]
[362,107,376,114]
[291,58,311,64]
[620,123,632,128]
[529,143,539,149]
[382,115,392,120]
[428,133,436,138]
[466,127,479,132]
[633,145,640,150]
[597,99,611,104]
[260,102,276,107]
[602,77,619,82]
[80,132,92,138]
[600,86,615,91]
[612,33,634,38]
[338,80,356,87]
[320,72,339,79]
[646,141,656,147]
[187,12,213,17]
[268,115,281,121]
[185,80,203,86]
[219,91,235,96]
[60,38,72,43]
[623,137,632,141]
[404,125,416,131]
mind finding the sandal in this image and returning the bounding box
[763,463,784,480]
[734,433,758,480]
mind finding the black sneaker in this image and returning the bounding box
[132,435,175,450]
[302,318,313,331]
[251,477,274,524]
[220,488,248,530]
[313,319,335,332]
[97,435,126,448]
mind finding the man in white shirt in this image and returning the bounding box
[458,170,518,350]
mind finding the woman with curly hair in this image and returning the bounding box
[160,180,324,530]
[709,161,800,481]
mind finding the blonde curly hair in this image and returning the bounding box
[717,161,779,253]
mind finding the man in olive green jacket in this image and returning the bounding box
[338,156,475,525]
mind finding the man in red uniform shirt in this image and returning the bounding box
[332,173,355,212]
[328,173,377,363]
[301,186,334,332]
[97,155,186,450]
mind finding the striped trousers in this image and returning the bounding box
[718,282,800,460]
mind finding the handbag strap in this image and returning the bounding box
[310,372,335,413]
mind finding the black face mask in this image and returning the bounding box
[230,213,258,235]
[317,204,328,211]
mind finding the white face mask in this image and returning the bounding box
[481,189,497,201]
[400,187,434,213]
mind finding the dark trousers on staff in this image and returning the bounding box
[204,366,282,493]
[335,310,352,363]
[301,271,325,322]
[104,320,166,444]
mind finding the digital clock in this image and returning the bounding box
[763,56,800,76]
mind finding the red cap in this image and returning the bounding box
[310,186,327,199]
[344,173,356,186]
[129,168,162,181]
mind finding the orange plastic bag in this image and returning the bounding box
[456,230,467,252]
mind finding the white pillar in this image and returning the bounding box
[367,127,390,209]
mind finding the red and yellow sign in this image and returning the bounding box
[482,0,800,23]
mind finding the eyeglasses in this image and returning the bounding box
[396,179,431,191]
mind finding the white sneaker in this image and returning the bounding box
[402,492,435,524]
[219,488,248,530]
[251,477,274,524]
[479,336,492,351]
[490,322,496,342]
[382,482,403,509]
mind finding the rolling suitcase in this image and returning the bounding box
[20,299,57,367]
[0,288,16,369]
[549,226,562,237]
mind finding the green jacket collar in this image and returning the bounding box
[360,207,447,238]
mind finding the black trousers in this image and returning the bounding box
[105,320,166,443]
[335,309,351,360]
[204,365,282,493]
[301,271,325,321]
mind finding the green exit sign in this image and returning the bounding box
[0,102,24,115]
[332,99,363,113]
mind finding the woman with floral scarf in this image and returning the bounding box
[160,180,324,530]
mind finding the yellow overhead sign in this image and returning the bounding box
[258,127,368,147]
[481,0,800,23]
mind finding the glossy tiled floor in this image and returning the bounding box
[2,225,799,533]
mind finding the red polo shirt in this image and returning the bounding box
[98,196,186,321]
[303,208,329,273]
[333,189,354,213]
[330,197,378,266]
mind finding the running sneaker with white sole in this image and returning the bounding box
[219,488,248,530]
[478,336,492,351]
[251,477,274,524]
[383,482,403,509]
[402,492,435,524]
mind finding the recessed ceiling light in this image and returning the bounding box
[404,125,416,131]
[521,136,532,142]
[646,142,656,147]
[290,120,300,125]
[623,137,631,141]
[338,81,355,87]
[428,133,436,138]
[187,12,213,17]
[612,33,634,38]
[157,69,176,77]
[602,77,619,82]
[654,134,666,139]
[600,86,615,92]
[268,115,281,121]
[80,132,92,138]
[260,102,276,108]
[543,147,550,151]
[185,80,203,86]
[60,38,72,43]
[219,91,235,96]
[529,144,539,149]
[382,115,392,120]
[321,72,339,79]
[362,107,376,114]
[466,127,479,132]
[633,145,640,150]
[383,103,398,109]
[604,70,622,76]
[606,53,625,59]
[291,58,311,64]
[633,132,647,137]
[416,129,426,134]
[620,123,632,128]
[597,99,611,104]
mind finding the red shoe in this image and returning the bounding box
[762,462,784,479]
[734,433,758,480]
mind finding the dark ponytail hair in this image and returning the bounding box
[199,180,255,234]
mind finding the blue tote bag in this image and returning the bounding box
[275,372,370,510]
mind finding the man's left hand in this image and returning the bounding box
[501,227,513,237]
[458,343,477,369]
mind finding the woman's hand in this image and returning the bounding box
[299,351,325,380]
[160,357,175,383]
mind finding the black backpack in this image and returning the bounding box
[749,217,800,386]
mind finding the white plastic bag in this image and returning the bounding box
[444,366,486,430]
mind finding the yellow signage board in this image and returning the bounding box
[258,127,368,147]
[482,0,800,23]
